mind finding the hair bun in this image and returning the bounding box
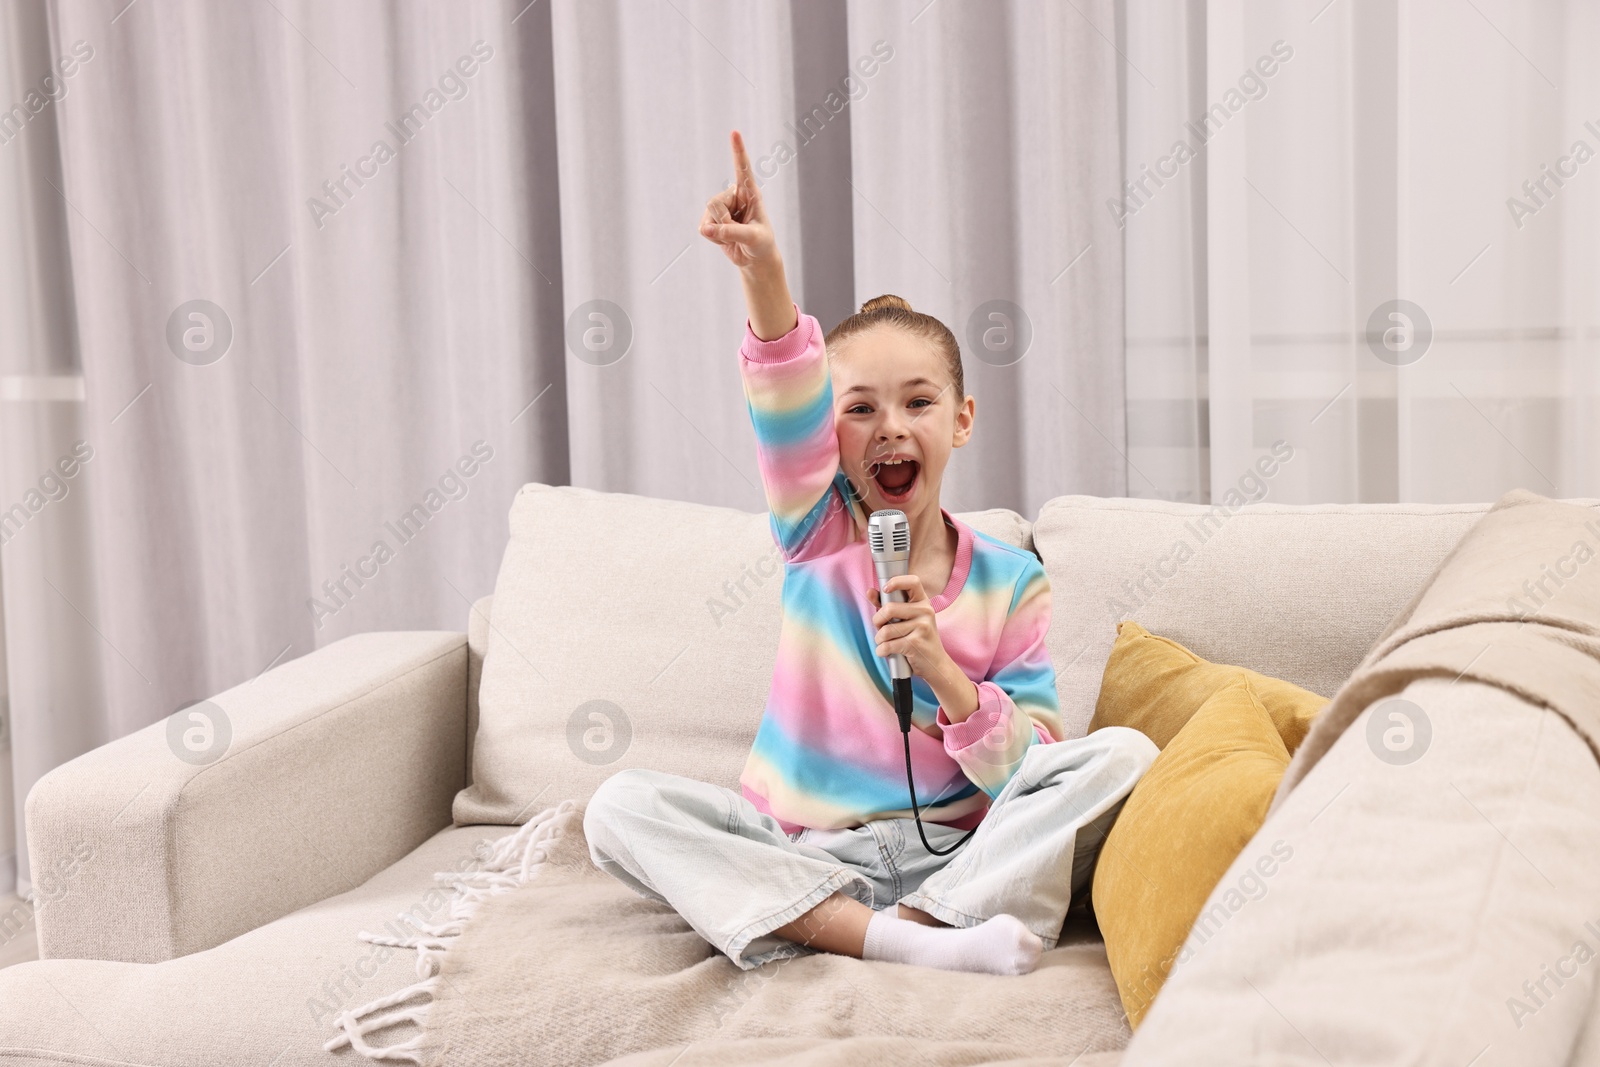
[859,293,913,314]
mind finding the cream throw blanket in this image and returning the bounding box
[1116,490,1600,1063]
[324,801,1132,1066]
[1271,488,1600,811]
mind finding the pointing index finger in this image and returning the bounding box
[730,130,757,199]
[730,129,753,179]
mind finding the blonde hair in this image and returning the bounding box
[824,294,964,399]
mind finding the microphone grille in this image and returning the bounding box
[868,510,909,555]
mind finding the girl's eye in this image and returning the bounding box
[843,398,932,414]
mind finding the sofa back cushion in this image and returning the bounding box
[1032,495,1503,739]
[453,483,1033,825]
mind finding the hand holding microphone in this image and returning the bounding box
[867,510,962,699]
[867,508,977,856]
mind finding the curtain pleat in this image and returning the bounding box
[847,0,1129,516]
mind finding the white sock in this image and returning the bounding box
[861,909,1042,976]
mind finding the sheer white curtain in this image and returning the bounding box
[1121,0,1600,505]
[0,0,1124,897]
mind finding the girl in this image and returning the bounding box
[584,131,1156,977]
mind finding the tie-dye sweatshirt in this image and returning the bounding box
[736,306,1064,834]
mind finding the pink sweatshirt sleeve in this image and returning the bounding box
[739,305,861,562]
[935,559,1064,799]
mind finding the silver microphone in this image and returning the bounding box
[867,509,912,681]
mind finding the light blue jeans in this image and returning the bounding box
[583,726,1158,970]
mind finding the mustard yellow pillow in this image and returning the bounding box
[1089,619,1327,753]
[1092,676,1291,1028]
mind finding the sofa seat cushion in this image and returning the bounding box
[0,825,496,1065]
[454,482,1033,826]
[1032,495,1502,738]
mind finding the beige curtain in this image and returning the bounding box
[0,0,1125,895]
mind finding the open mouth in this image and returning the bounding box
[869,457,920,504]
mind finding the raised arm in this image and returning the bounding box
[701,130,860,562]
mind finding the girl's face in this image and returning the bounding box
[829,326,975,522]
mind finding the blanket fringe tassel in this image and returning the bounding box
[323,799,578,1062]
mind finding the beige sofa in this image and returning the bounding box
[4,483,1597,1065]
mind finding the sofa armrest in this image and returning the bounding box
[24,630,468,963]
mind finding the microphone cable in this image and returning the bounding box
[894,676,977,857]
